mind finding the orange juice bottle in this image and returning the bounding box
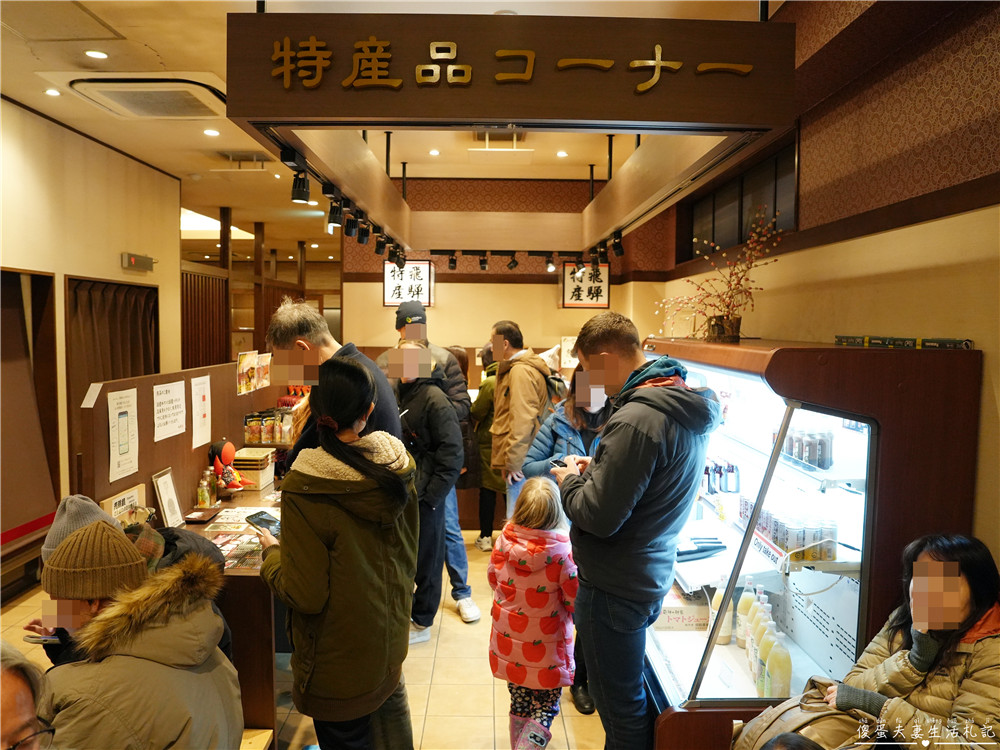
[765,632,792,698]
[709,576,733,645]
[749,604,773,677]
[735,576,755,649]
[755,623,777,696]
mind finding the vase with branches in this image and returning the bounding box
[656,206,782,342]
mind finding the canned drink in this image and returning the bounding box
[822,522,838,561]
[774,518,787,552]
[760,509,772,536]
[786,525,805,561]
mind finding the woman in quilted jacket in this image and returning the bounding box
[488,476,579,749]
[826,533,1000,749]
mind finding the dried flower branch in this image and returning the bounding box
[656,206,782,339]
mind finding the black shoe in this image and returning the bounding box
[570,684,595,715]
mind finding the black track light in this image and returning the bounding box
[327,202,343,233]
[448,254,457,271]
[395,251,406,270]
[357,223,370,244]
[574,255,585,274]
[612,230,624,257]
[479,254,488,271]
[375,236,387,255]
[387,246,398,264]
[545,255,556,273]
[291,171,310,203]
[344,216,359,237]
[507,255,519,271]
[591,255,600,272]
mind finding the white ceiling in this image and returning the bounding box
[1,1,771,263]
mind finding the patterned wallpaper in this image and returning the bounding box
[779,1,874,68]
[798,2,1000,229]
[393,178,603,213]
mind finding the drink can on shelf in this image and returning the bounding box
[821,521,838,561]
[805,524,824,561]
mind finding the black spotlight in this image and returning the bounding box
[387,246,398,264]
[327,202,343,232]
[395,251,406,270]
[375,237,387,255]
[591,255,600,272]
[448,254,457,271]
[612,230,624,257]
[545,255,556,273]
[507,255,519,271]
[291,171,310,203]
[344,215,359,237]
[479,254,488,271]
[574,255,585,274]
[357,223,370,244]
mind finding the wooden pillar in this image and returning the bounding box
[220,207,233,360]
[253,222,266,352]
[269,248,277,278]
[297,240,306,289]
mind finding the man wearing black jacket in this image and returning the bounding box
[550,312,722,750]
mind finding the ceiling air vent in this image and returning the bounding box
[70,78,225,119]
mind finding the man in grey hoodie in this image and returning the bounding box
[551,312,722,750]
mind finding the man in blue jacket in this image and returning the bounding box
[551,312,722,750]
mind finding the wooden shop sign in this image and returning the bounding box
[227,13,794,131]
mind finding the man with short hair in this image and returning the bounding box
[36,521,244,749]
[489,320,551,516]
[377,300,480,626]
[267,297,402,468]
[550,311,722,750]
[1,642,49,750]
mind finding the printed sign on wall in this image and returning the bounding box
[561,262,609,309]
[384,260,434,307]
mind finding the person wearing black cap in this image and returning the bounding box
[378,300,480,625]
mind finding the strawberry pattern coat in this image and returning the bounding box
[487,522,579,690]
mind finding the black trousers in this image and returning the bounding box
[314,715,371,750]
[412,499,446,627]
[478,487,498,538]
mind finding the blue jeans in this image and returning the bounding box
[443,486,471,600]
[575,582,661,750]
[504,476,525,519]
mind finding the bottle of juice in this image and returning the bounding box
[755,623,777,696]
[750,604,773,676]
[735,576,755,649]
[709,576,733,645]
[746,595,768,669]
[765,632,792,698]
[745,588,766,651]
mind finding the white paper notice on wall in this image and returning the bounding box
[191,375,212,449]
[153,381,186,442]
[108,388,139,483]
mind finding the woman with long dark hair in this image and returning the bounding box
[258,357,418,750]
[825,534,1000,745]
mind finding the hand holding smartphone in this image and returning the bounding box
[245,510,281,539]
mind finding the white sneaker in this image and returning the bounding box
[474,535,493,552]
[409,622,431,645]
[456,597,481,623]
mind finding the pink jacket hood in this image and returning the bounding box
[487,523,579,690]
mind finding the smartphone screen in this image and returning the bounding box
[549,459,567,467]
[246,511,281,538]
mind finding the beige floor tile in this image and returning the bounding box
[419,715,495,749]
[411,713,425,748]
[435,631,490,659]
[562,714,607,749]
[403,656,435,685]
[494,682,512,713]
[430,656,494,685]
[407,682,430,717]
[277,711,317,750]
[425,683,494,717]
[493,714,570,750]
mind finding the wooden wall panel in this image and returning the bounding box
[182,269,228,368]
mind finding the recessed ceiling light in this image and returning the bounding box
[557,151,568,158]
[85,50,108,59]
[216,243,221,248]
[288,255,293,260]
[307,200,319,206]
[328,255,334,260]
[274,173,281,179]
[310,243,318,248]
[429,149,440,156]
[45,89,61,97]
[203,129,220,137]
[204,255,210,259]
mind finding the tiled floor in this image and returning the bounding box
[1,531,605,750]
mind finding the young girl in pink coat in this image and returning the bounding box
[488,476,579,749]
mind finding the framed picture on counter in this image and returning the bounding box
[152,467,184,528]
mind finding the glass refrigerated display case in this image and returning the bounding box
[637,338,983,750]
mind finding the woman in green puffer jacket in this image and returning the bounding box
[470,341,506,551]
[258,357,419,750]
[826,534,1000,749]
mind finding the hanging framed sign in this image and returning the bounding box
[561,262,610,309]
[384,260,434,307]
